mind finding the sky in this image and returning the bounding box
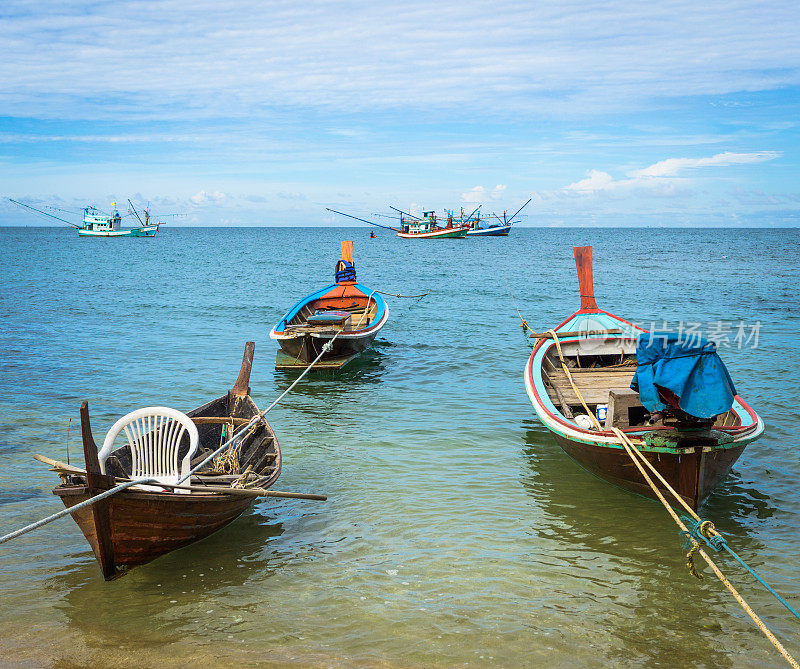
[1,0,799,226]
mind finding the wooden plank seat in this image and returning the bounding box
[543,368,636,406]
[286,303,377,332]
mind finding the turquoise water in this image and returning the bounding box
[0,226,798,667]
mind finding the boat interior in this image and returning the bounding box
[284,291,377,334]
[100,394,280,489]
[540,339,742,430]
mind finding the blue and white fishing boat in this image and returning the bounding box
[270,241,389,370]
[9,198,168,237]
[78,205,158,237]
[463,198,531,236]
[466,222,513,236]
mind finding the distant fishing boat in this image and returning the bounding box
[270,241,389,370]
[8,198,179,237]
[327,199,531,239]
[396,210,469,239]
[78,205,158,237]
[524,246,764,510]
[463,198,531,236]
[327,207,467,239]
[466,222,512,236]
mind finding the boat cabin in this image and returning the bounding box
[83,206,122,232]
[401,211,438,234]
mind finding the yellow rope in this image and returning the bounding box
[231,465,260,489]
[610,427,799,668]
[546,329,602,430]
[611,425,732,548]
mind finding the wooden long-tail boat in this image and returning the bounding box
[269,241,389,370]
[524,247,764,510]
[51,342,281,580]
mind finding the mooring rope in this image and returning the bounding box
[608,424,800,624]
[374,289,429,299]
[0,331,345,546]
[505,282,533,345]
[610,427,799,668]
[681,515,800,623]
[547,329,603,430]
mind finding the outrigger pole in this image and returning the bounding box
[389,206,421,221]
[506,197,532,224]
[326,208,400,232]
[127,199,144,226]
[8,198,80,229]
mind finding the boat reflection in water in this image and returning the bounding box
[518,419,774,667]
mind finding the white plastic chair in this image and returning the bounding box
[98,406,199,492]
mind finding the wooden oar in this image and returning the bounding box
[33,454,327,501]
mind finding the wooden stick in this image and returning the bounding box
[341,240,353,264]
[162,483,327,500]
[33,454,327,501]
[191,416,254,425]
[230,341,254,397]
[529,328,623,339]
[542,368,574,419]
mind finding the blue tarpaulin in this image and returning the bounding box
[631,332,737,419]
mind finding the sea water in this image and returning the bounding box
[0,226,798,667]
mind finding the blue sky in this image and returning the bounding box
[1,0,798,226]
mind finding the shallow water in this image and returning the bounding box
[0,226,798,667]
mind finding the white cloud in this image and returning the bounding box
[633,151,781,177]
[461,186,486,203]
[1,1,798,120]
[461,184,508,203]
[563,151,781,195]
[565,170,616,193]
[190,190,226,205]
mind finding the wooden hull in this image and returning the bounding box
[55,486,253,575]
[50,343,282,580]
[276,328,378,363]
[553,434,747,509]
[270,280,388,368]
[523,247,764,511]
[396,227,468,239]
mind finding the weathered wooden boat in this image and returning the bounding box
[270,241,389,370]
[524,246,764,510]
[50,343,281,579]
